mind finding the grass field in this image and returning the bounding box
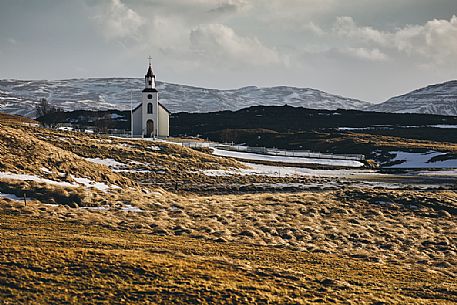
[1,212,456,304]
[0,113,456,304]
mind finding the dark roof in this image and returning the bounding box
[158,102,171,114]
[145,64,155,77]
[142,88,158,93]
[132,103,142,112]
[133,102,170,114]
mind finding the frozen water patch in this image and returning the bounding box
[203,162,372,178]
[428,124,457,129]
[387,151,457,169]
[212,148,364,168]
[416,169,457,176]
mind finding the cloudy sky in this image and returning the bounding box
[0,0,456,103]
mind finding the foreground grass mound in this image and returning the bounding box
[0,122,133,187]
[1,213,455,304]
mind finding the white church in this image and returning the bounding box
[132,63,170,137]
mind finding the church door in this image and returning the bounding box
[146,120,154,137]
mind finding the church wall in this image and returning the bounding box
[158,106,169,137]
[132,106,143,136]
[141,91,158,137]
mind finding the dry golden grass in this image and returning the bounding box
[0,119,456,304]
[1,212,455,304]
[17,123,245,188]
[350,132,457,153]
[31,126,242,170]
[0,123,133,187]
[0,112,38,125]
[1,188,455,276]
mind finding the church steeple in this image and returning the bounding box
[146,64,154,78]
[144,56,156,90]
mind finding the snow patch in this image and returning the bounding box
[85,157,126,169]
[40,167,52,174]
[147,145,161,151]
[387,151,457,169]
[82,205,109,211]
[121,204,143,212]
[0,192,26,201]
[81,204,143,212]
[0,172,76,188]
[57,126,73,131]
[71,176,119,192]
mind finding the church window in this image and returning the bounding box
[148,80,152,85]
[147,103,153,114]
[148,94,153,99]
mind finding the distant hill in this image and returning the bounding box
[368,80,457,116]
[0,78,370,117]
[3,78,457,117]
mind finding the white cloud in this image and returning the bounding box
[208,0,249,14]
[190,23,282,66]
[94,0,145,41]
[394,16,457,64]
[337,47,388,62]
[332,15,457,66]
[333,16,388,45]
[302,22,325,36]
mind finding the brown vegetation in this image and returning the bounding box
[0,119,456,304]
[351,132,457,154]
[1,212,456,304]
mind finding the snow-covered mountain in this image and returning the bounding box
[0,78,370,117]
[368,80,457,116]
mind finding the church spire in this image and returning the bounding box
[146,64,154,78]
[146,56,155,76]
[144,56,156,89]
[146,56,155,78]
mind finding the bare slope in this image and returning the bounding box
[369,80,457,116]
